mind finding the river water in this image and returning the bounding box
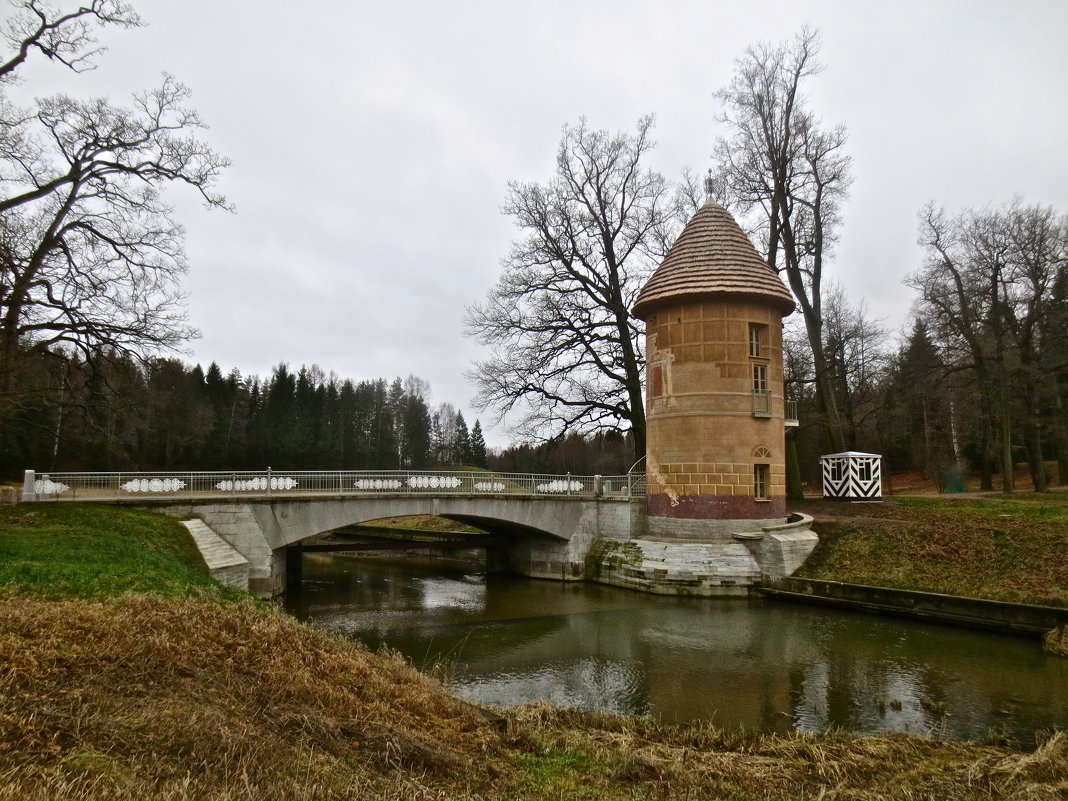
[283,554,1068,745]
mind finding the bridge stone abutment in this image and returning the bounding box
[150,495,644,598]
[151,502,289,596]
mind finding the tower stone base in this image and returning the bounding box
[646,514,787,540]
[585,513,818,597]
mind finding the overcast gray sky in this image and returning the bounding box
[10,0,1068,446]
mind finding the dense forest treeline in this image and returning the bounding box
[0,353,490,477]
[488,431,636,477]
[0,348,643,479]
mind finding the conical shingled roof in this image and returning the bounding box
[632,200,796,319]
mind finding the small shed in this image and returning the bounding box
[820,451,882,501]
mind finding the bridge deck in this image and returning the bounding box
[22,468,645,503]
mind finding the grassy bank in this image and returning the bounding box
[795,493,1068,608]
[1,503,1066,799]
[3,594,1065,801]
[0,503,243,602]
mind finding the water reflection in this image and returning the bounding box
[285,555,1068,744]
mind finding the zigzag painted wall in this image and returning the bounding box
[820,452,882,500]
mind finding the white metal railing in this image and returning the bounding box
[785,400,798,424]
[753,390,772,415]
[627,456,647,497]
[20,468,644,502]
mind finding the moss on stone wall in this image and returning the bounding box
[584,539,643,579]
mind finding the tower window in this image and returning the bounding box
[752,363,770,415]
[749,323,768,358]
[753,363,768,394]
[754,464,769,499]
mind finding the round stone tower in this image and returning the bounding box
[632,198,795,538]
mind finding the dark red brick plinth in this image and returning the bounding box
[647,493,785,520]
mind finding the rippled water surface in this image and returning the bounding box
[284,555,1068,743]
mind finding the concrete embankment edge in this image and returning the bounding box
[181,519,250,590]
[760,576,1068,637]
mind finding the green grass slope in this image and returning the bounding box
[796,494,1068,607]
[0,503,242,602]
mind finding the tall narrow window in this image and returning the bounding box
[752,363,768,393]
[754,464,769,499]
[752,363,770,414]
[829,459,846,483]
[748,324,764,357]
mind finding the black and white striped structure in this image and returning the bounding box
[820,451,882,501]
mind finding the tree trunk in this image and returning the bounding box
[789,268,846,454]
[785,429,804,501]
[1050,375,1068,486]
[1024,418,1048,492]
[996,360,1015,494]
[1016,371,1050,493]
[812,346,846,454]
[971,372,995,490]
[614,304,646,465]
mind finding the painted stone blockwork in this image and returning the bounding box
[644,299,787,521]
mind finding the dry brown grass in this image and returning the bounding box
[1044,625,1068,657]
[1,596,1064,800]
[500,704,1068,800]
[0,595,498,800]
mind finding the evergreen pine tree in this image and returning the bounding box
[470,419,487,467]
[454,411,471,466]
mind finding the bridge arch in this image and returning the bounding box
[265,496,588,545]
[162,494,638,597]
[433,513,566,542]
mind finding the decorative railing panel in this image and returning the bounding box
[21,469,645,502]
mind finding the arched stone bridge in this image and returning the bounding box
[21,467,817,598]
[21,469,645,596]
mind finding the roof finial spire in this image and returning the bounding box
[704,168,715,201]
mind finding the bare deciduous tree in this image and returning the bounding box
[0,0,140,81]
[909,200,1068,492]
[911,203,1012,490]
[712,28,852,453]
[465,116,682,460]
[822,283,890,450]
[0,1,229,403]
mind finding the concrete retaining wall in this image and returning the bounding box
[646,515,785,539]
[585,513,818,597]
[739,515,821,577]
[180,519,249,591]
[761,576,1068,636]
[588,539,758,596]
